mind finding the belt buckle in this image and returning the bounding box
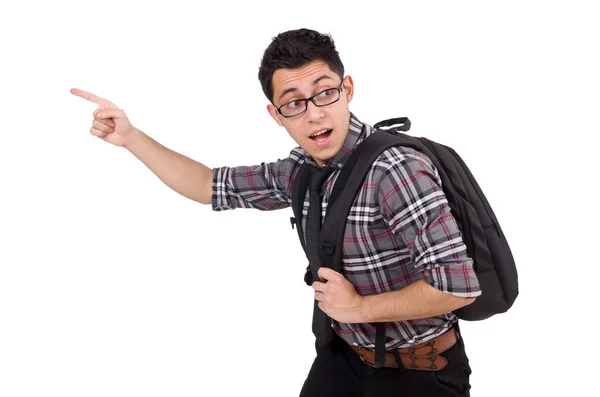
[357,346,377,368]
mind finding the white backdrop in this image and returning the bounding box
[1,1,598,396]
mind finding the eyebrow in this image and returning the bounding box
[278,74,334,101]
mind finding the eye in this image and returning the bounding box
[319,89,334,98]
[285,100,303,109]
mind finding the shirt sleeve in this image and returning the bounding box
[376,147,482,299]
[211,150,302,211]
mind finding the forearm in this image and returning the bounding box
[360,280,475,323]
[124,128,213,205]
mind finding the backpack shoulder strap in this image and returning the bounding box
[291,161,310,255]
[320,126,414,369]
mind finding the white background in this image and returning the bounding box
[1,1,598,396]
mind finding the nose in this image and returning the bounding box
[305,100,324,122]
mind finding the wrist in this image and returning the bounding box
[357,295,373,323]
[123,127,144,151]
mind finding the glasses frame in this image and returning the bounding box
[276,81,345,118]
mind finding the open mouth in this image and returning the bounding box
[309,128,332,143]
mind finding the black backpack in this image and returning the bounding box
[291,117,518,325]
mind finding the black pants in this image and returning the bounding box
[299,331,472,397]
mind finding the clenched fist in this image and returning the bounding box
[312,268,366,324]
[70,88,137,148]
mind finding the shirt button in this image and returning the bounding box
[338,163,343,168]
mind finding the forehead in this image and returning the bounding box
[272,61,337,100]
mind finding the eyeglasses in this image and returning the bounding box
[276,82,344,118]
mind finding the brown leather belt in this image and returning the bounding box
[349,327,459,371]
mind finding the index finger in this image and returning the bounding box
[70,88,116,108]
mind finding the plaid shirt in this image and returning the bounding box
[212,113,481,349]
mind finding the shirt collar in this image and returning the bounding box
[305,112,372,169]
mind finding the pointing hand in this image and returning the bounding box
[71,88,137,147]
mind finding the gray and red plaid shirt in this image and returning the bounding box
[212,113,481,350]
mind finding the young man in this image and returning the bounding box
[71,28,481,397]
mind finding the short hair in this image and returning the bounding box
[258,28,345,103]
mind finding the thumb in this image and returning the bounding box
[95,108,125,120]
[318,267,343,283]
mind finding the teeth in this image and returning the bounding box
[311,129,329,137]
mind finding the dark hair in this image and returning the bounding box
[258,28,345,103]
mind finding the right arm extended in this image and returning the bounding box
[71,88,297,210]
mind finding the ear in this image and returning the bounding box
[343,75,355,104]
[267,104,284,126]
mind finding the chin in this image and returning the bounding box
[312,148,337,165]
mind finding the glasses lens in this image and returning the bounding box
[313,88,340,106]
[280,100,307,117]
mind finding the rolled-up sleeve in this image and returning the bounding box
[212,153,300,211]
[376,148,482,299]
